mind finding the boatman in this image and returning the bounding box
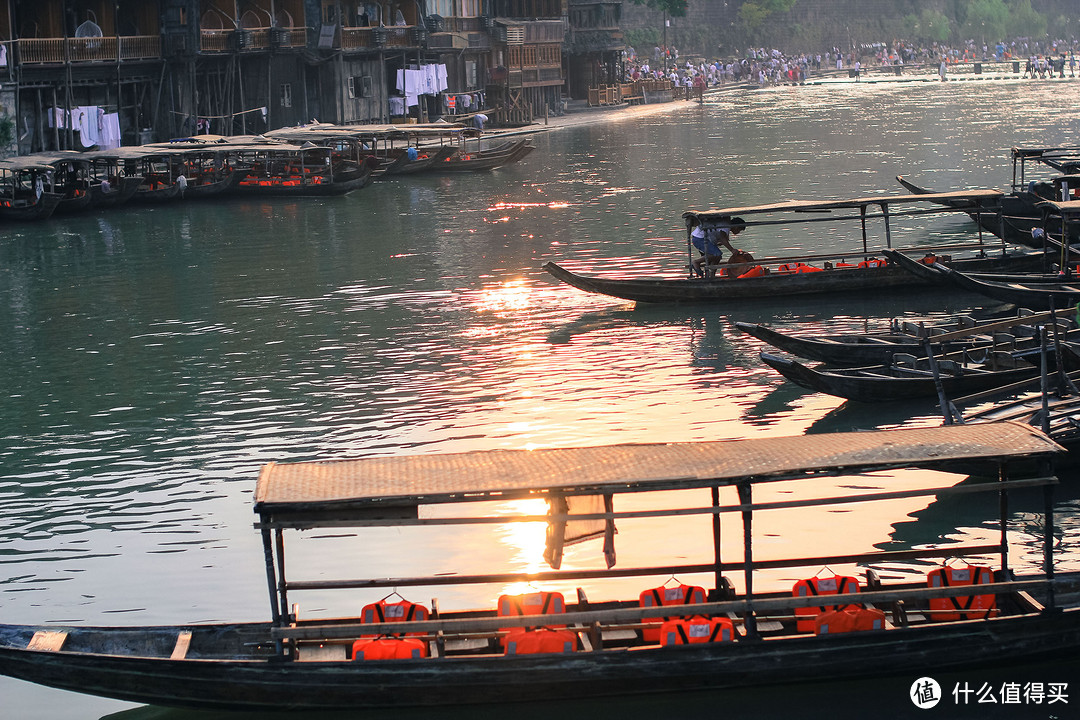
[691,217,746,278]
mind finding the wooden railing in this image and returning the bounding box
[341,27,375,50]
[119,35,160,60]
[201,30,230,52]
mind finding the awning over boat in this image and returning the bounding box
[685,190,1003,223]
[253,422,1062,526]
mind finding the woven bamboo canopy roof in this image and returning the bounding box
[254,423,1061,526]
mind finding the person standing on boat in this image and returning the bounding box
[691,217,746,278]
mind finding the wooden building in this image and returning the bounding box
[0,0,622,153]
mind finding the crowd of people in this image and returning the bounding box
[622,36,1079,88]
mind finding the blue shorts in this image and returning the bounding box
[692,237,724,258]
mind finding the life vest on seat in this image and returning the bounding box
[813,607,886,635]
[351,637,428,660]
[795,263,824,273]
[503,628,577,655]
[498,591,565,619]
[737,265,766,279]
[639,584,707,642]
[659,616,734,645]
[360,598,430,638]
[927,565,996,620]
[857,258,887,269]
[793,575,861,632]
[919,253,938,265]
[776,263,800,274]
[498,591,566,647]
[835,261,858,268]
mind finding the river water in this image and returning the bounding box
[2,79,1080,720]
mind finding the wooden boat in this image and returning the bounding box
[26,152,93,213]
[98,147,187,203]
[0,159,63,220]
[545,191,1042,304]
[734,308,1078,367]
[147,144,247,199]
[0,424,1076,711]
[430,138,535,172]
[231,140,376,197]
[896,145,1080,246]
[887,246,1080,311]
[759,349,1046,403]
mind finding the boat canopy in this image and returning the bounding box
[684,189,1004,224]
[253,422,1061,528]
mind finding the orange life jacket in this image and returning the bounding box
[927,565,996,620]
[639,584,707,642]
[737,265,766,279]
[503,628,577,655]
[857,258,887,269]
[835,262,859,268]
[792,575,861,632]
[659,616,734,645]
[498,591,565,618]
[776,263,799,274]
[497,591,566,647]
[796,263,824,273]
[351,637,427,660]
[919,254,938,265]
[813,607,885,635]
[360,599,429,637]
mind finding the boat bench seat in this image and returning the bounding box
[26,631,67,652]
[170,630,193,659]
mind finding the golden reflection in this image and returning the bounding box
[471,279,532,313]
[486,201,572,210]
[493,498,549,596]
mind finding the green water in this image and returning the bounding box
[2,78,1080,719]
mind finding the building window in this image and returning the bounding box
[465,60,477,88]
[348,76,372,98]
[322,1,337,24]
[281,84,292,108]
[460,0,480,17]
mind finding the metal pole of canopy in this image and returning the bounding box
[998,463,1009,576]
[860,204,868,255]
[738,481,757,640]
[275,528,290,624]
[1042,457,1057,610]
[880,202,891,249]
[261,526,281,625]
[711,486,722,594]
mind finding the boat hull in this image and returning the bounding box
[760,352,1041,403]
[543,252,1043,304]
[2,608,1079,711]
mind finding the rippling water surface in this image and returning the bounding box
[2,79,1080,719]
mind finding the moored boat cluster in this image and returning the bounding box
[0,123,535,221]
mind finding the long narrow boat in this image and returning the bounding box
[0,424,1076,711]
[734,308,1077,367]
[430,138,535,172]
[0,159,62,221]
[545,191,1042,303]
[896,145,1080,246]
[887,244,1080,311]
[232,141,376,197]
[758,349,1047,403]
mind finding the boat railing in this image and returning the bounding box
[269,577,1055,642]
[701,240,1007,271]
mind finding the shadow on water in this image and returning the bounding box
[101,655,1080,720]
[805,397,944,434]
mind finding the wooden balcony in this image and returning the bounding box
[17,35,161,64]
[201,27,306,52]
